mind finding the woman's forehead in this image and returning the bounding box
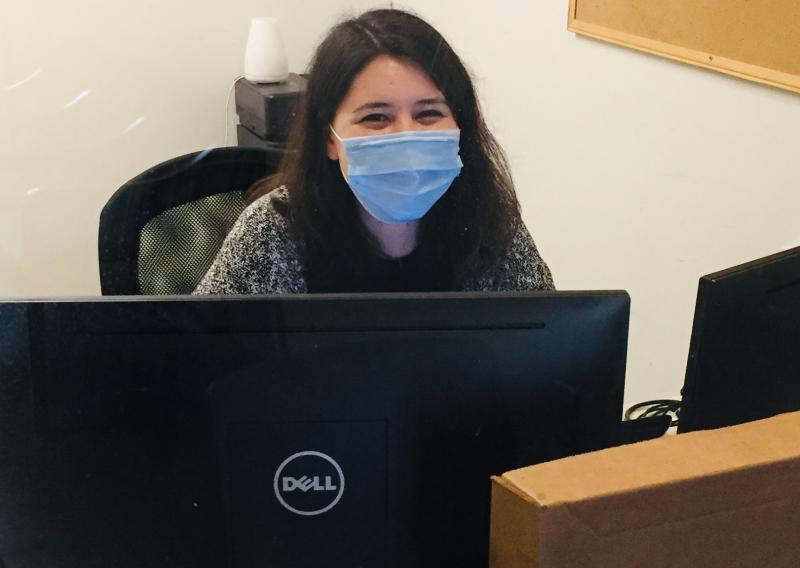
[338,55,445,112]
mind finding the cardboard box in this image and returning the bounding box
[490,411,800,568]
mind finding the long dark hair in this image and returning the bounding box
[250,8,521,291]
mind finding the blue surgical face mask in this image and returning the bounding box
[330,127,463,224]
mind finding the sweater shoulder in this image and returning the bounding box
[193,186,306,294]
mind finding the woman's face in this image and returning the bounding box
[326,54,458,174]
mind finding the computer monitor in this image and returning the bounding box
[679,246,800,433]
[0,292,629,568]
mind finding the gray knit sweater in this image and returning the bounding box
[194,187,554,294]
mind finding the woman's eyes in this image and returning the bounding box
[361,113,390,124]
[416,109,445,120]
[358,109,446,126]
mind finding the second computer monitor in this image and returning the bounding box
[679,246,800,433]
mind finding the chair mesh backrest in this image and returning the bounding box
[99,147,281,295]
[137,191,247,295]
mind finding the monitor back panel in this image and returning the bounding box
[0,293,629,567]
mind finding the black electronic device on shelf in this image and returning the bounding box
[235,73,307,149]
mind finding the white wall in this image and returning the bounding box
[2,1,799,408]
[397,0,800,407]
[0,0,364,297]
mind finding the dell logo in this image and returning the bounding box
[274,451,345,516]
[282,475,338,493]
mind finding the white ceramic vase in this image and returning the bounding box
[244,17,289,83]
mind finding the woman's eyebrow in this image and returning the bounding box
[352,101,392,113]
[414,97,448,106]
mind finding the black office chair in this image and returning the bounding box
[98,146,282,295]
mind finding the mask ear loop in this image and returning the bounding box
[329,125,344,141]
[329,125,348,180]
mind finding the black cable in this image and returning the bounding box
[625,399,681,427]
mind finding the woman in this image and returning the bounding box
[195,8,554,294]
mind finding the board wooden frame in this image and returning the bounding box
[567,0,800,95]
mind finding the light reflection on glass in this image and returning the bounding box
[4,67,43,91]
[120,116,145,135]
[63,89,92,109]
[189,146,216,165]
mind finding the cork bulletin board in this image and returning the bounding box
[567,0,800,94]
